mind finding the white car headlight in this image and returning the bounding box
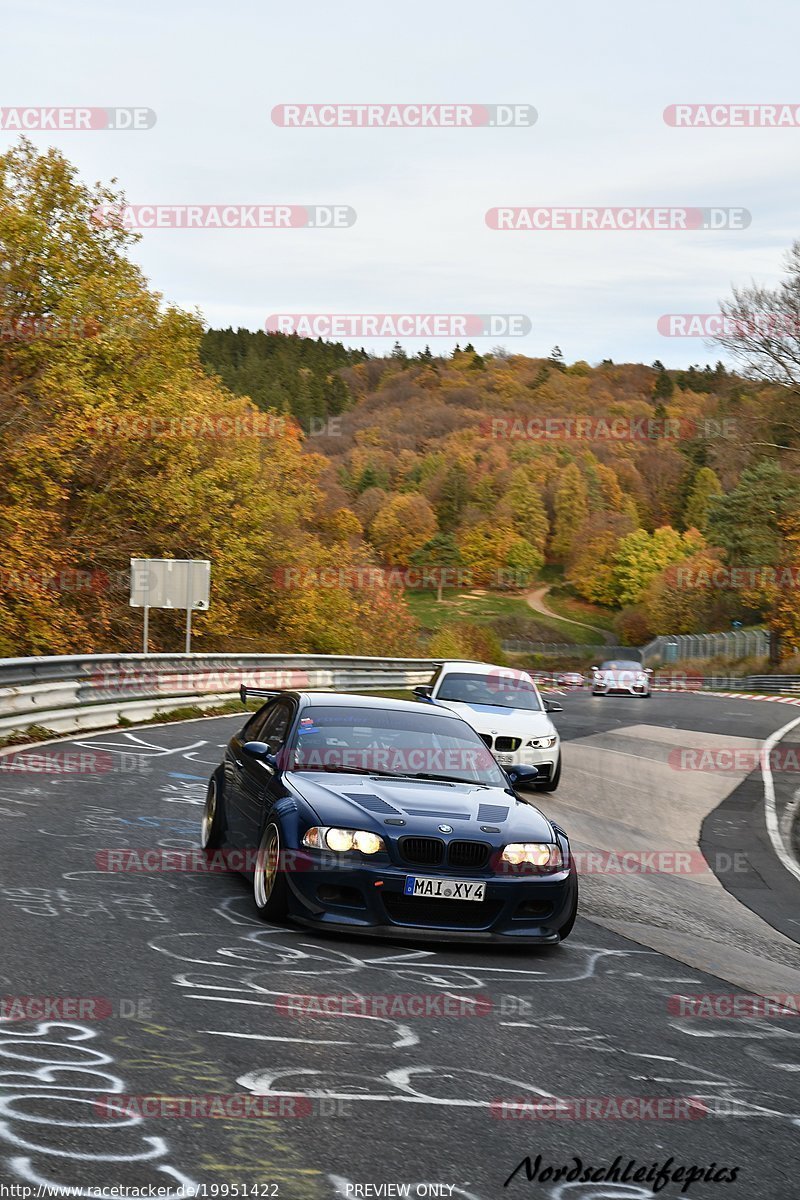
[527,736,558,749]
[302,827,385,854]
[500,843,564,871]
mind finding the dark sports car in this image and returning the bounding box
[201,688,578,943]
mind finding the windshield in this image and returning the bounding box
[435,670,543,711]
[289,705,508,787]
[599,661,642,670]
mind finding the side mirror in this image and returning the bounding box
[242,741,279,771]
[413,685,433,700]
[506,764,540,789]
[645,668,654,676]
[544,700,563,713]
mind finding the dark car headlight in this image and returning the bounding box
[501,843,564,871]
[303,826,385,854]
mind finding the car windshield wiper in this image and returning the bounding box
[382,772,492,788]
[293,765,491,787]
[439,697,539,711]
[293,764,396,776]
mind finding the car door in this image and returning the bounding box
[226,701,280,845]
[232,698,296,849]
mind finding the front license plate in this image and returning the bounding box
[404,876,485,901]
[496,753,514,764]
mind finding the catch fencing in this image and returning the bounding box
[640,631,770,663]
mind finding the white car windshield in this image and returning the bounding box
[435,671,543,711]
[599,661,642,671]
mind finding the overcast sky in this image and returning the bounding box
[4,0,799,366]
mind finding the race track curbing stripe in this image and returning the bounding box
[761,713,800,885]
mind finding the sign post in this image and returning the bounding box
[185,560,194,654]
[130,559,211,655]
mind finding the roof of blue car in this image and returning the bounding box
[282,691,462,716]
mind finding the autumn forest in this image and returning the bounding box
[3,141,800,662]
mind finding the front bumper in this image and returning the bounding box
[283,852,577,943]
[592,680,649,695]
[492,745,560,778]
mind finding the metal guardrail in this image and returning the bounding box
[725,676,800,694]
[0,653,439,737]
[4,651,800,741]
[522,672,800,694]
[651,675,800,693]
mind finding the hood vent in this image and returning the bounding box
[344,792,401,814]
[477,803,509,823]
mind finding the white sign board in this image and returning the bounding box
[130,559,211,654]
[130,559,211,611]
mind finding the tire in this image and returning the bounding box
[536,756,561,793]
[253,820,289,920]
[642,691,652,699]
[200,771,225,851]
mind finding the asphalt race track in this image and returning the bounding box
[1,691,799,1199]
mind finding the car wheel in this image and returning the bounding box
[641,691,652,699]
[536,756,561,793]
[253,820,289,920]
[200,771,225,851]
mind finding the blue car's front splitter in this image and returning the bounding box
[286,914,562,945]
[282,857,577,945]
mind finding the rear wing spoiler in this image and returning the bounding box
[239,685,283,704]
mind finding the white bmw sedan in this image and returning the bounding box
[414,661,563,791]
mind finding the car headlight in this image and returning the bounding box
[500,843,564,871]
[302,826,385,855]
[527,736,558,749]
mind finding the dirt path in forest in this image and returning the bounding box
[526,584,615,645]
